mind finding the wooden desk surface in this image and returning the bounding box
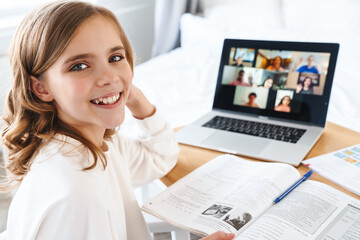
[162,122,360,200]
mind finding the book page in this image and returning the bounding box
[236,180,360,240]
[316,203,360,240]
[303,144,360,196]
[142,154,300,236]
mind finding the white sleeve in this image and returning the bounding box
[116,110,179,187]
[7,176,115,240]
[6,154,121,240]
[34,195,114,240]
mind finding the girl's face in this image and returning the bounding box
[304,78,312,86]
[41,15,132,143]
[283,96,290,105]
[264,79,273,88]
[274,57,281,67]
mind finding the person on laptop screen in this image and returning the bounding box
[229,70,250,86]
[232,56,244,67]
[274,96,291,112]
[259,77,274,89]
[266,56,285,72]
[295,55,319,74]
[296,77,314,94]
[242,92,260,108]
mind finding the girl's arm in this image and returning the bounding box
[116,84,179,187]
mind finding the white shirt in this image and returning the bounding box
[6,111,179,239]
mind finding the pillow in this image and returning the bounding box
[203,0,283,29]
[199,0,238,11]
[180,13,304,51]
[282,0,360,33]
[180,13,227,52]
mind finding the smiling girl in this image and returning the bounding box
[1,1,234,240]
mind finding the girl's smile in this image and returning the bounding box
[90,91,121,106]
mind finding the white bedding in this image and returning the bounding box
[131,2,360,133]
[133,47,218,128]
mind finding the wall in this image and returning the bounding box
[99,0,155,64]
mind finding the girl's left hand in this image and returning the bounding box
[126,84,156,119]
[201,232,235,240]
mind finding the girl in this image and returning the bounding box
[274,96,291,113]
[261,77,274,89]
[1,1,234,239]
[266,56,284,72]
[297,77,314,94]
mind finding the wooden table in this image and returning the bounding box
[161,122,360,200]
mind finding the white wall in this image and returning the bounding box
[101,0,155,64]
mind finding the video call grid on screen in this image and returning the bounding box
[213,39,339,126]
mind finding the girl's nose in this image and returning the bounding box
[96,65,119,86]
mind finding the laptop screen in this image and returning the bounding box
[213,39,339,126]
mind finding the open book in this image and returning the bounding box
[142,155,360,239]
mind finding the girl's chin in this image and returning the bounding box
[101,109,125,128]
[103,118,125,129]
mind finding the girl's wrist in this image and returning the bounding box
[131,103,156,120]
[126,88,156,119]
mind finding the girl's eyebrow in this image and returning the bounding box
[64,53,94,65]
[109,46,125,53]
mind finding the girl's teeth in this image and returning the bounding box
[92,93,120,105]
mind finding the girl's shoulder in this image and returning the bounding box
[28,135,103,189]
[34,134,91,168]
[17,137,106,204]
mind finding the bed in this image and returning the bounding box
[128,0,360,135]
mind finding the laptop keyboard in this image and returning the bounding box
[202,116,306,143]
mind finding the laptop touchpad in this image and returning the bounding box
[201,131,270,155]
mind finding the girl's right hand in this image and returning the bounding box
[296,83,303,93]
[126,84,156,120]
[201,232,235,240]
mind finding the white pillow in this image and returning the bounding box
[180,13,227,52]
[203,0,283,29]
[282,0,360,33]
[199,0,238,12]
[180,13,306,51]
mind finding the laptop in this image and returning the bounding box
[176,39,339,166]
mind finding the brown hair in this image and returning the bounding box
[1,1,134,189]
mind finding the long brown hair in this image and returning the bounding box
[1,1,134,189]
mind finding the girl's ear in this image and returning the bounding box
[30,76,54,102]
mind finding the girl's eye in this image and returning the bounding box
[109,55,124,63]
[70,63,88,71]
